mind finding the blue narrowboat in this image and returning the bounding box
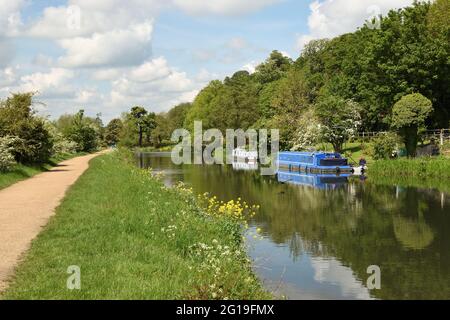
[277,151,353,174]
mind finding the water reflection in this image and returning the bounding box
[232,161,259,171]
[277,172,350,190]
[137,153,450,300]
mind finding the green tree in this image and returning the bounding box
[142,112,157,145]
[185,81,224,131]
[67,110,99,152]
[130,106,148,147]
[167,103,191,133]
[391,93,433,157]
[104,119,123,146]
[269,69,310,148]
[254,50,293,84]
[213,71,260,131]
[315,95,362,153]
[152,114,170,147]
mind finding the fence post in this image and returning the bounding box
[440,129,444,146]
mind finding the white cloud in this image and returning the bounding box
[27,0,163,39]
[92,68,122,81]
[99,57,202,114]
[16,68,75,98]
[242,61,259,74]
[0,0,25,36]
[296,0,414,51]
[128,57,171,83]
[58,21,153,68]
[0,0,25,66]
[0,67,17,88]
[173,0,281,16]
[311,256,373,300]
[0,0,290,120]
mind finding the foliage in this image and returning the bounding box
[184,73,260,133]
[65,110,99,153]
[391,93,434,129]
[254,50,293,84]
[164,1,449,152]
[3,153,269,300]
[371,132,401,160]
[0,136,18,172]
[391,93,433,157]
[127,106,156,147]
[104,118,123,146]
[0,93,53,163]
[269,69,311,149]
[52,138,79,155]
[291,108,322,151]
[315,95,362,153]
[370,156,450,179]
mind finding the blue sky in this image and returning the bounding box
[0,0,414,121]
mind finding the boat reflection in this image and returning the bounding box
[277,171,350,190]
[232,161,259,171]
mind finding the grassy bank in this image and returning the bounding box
[2,151,268,300]
[369,157,450,180]
[0,153,86,190]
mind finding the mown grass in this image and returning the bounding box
[0,153,86,190]
[314,142,374,164]
[1,151,268,300]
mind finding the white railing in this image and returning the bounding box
[355,129,450,145]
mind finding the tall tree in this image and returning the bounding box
[130,106,148,147]
[104,119,123,146]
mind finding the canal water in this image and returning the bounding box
[138,152,450,300]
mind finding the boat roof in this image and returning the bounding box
[278,151,339,156]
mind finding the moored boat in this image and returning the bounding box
[277,151,353,174]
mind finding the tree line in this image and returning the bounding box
[0,92,105,171]
[115,0,447,156]
[2,1,448,165]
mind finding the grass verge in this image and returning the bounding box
[2,150,268,300]
[369,157,450,180]
[0,153,86,190]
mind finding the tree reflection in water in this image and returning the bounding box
[138,153,450,300]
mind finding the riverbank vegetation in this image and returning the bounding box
[0,152,86,190]
[2,151,268,300]
[370,157,450,180]
[0,92,112,187]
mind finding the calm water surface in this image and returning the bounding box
[138,152,450,300]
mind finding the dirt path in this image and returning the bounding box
[0,152,104,291]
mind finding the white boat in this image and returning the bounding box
[352,166,367,176]
[232,148,258,162]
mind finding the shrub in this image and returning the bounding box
[0,136,19,172]
[10,118,53,163]
[371,132,401,160]
[291,109,322,151]
[0,93,53,163]
[52,138,79,155]
[391,93,433,157]
[315,95,362,153]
